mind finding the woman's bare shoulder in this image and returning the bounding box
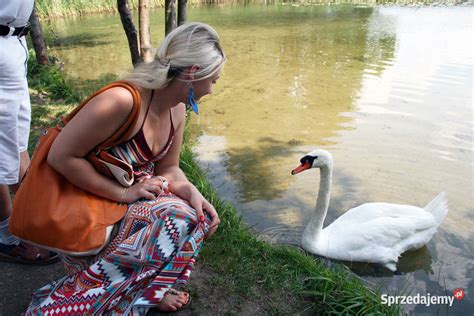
[171,102,186,127]
[54,86,139,154]
[83,86,136,118]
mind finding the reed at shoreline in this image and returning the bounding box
[35,0,468,19]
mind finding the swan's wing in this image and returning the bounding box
[320,208,438,263]
[328,203,430,226]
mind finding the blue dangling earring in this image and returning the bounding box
[187,84,199,114]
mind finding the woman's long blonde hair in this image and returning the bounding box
[125,22,226,89]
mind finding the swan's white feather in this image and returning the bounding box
[298,149,448,272]
[314,204,439,270]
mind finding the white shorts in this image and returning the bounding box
[0,36,31,185]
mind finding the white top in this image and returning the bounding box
[0,0,34,27]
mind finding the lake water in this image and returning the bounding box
[45,4,473,315]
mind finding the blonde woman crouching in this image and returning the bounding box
[26,22,226,315]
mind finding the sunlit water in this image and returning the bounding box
[46,4,473,314]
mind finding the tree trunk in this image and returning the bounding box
[28,5,49,65]
[139,0,153,63]
[165,0,177,36]
[117,0,142,66]
[177,0,187,26]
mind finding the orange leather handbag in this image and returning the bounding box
[10,81,142,256]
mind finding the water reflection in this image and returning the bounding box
[192,5,397,201]
[46,4,473,314]
[307,245,435,277]
[225,138,297,202]
[193,5,473,315]
[44,13,165,79]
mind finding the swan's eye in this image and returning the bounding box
[300,155,314,164]
[300,155,317,166]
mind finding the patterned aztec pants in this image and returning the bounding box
[26,193,209,315]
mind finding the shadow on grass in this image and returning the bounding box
[44,31,112,49]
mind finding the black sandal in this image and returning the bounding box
[0,241,59,265]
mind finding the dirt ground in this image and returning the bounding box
[0,260,64,315]
[0,260,303,315]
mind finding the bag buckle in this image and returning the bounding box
[5,26,15,37]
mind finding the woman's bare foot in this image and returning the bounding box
[155,289,190,312]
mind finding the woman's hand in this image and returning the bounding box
[189,190,220,239]
[122,177,168,203]
[170,181,220,239]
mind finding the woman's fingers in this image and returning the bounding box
[203,202,220,227]
[142,188,156,200]
[195,204,206,223]
[148,183,163,195]
[205,224,218,240]
[201,201,219,239]
[136,183,161,200]
[142,178,169,196]
[190,197,206,222]
[145,179,163,189]
[126,176,173,202]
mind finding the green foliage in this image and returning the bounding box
[27,50,81,103]
[36,0,165,18]
[34,0,466,18]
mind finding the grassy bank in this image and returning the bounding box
[35,0,468,18]
[27,55,402,315]
[36,0,164,19]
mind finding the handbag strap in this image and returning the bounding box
[61,80,142,152]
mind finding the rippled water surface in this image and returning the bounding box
[47,4,473,314]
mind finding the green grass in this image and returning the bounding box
[27,50,119,103]
[36,0,165,19]
[27,53,80,104]
[28,58,403,315]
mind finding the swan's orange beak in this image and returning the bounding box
[291,161,312,175]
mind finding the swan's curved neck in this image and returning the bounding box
[303,165,332,242]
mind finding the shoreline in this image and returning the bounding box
[36,0,470,19]
[21,53,402,315]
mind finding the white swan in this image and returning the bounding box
[291,149,448,271]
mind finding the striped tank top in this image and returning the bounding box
[108,91,174,182]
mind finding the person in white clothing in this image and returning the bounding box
[0,0,58,264]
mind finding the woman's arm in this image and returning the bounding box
[47,87,162,203]
[155,104,220,234]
